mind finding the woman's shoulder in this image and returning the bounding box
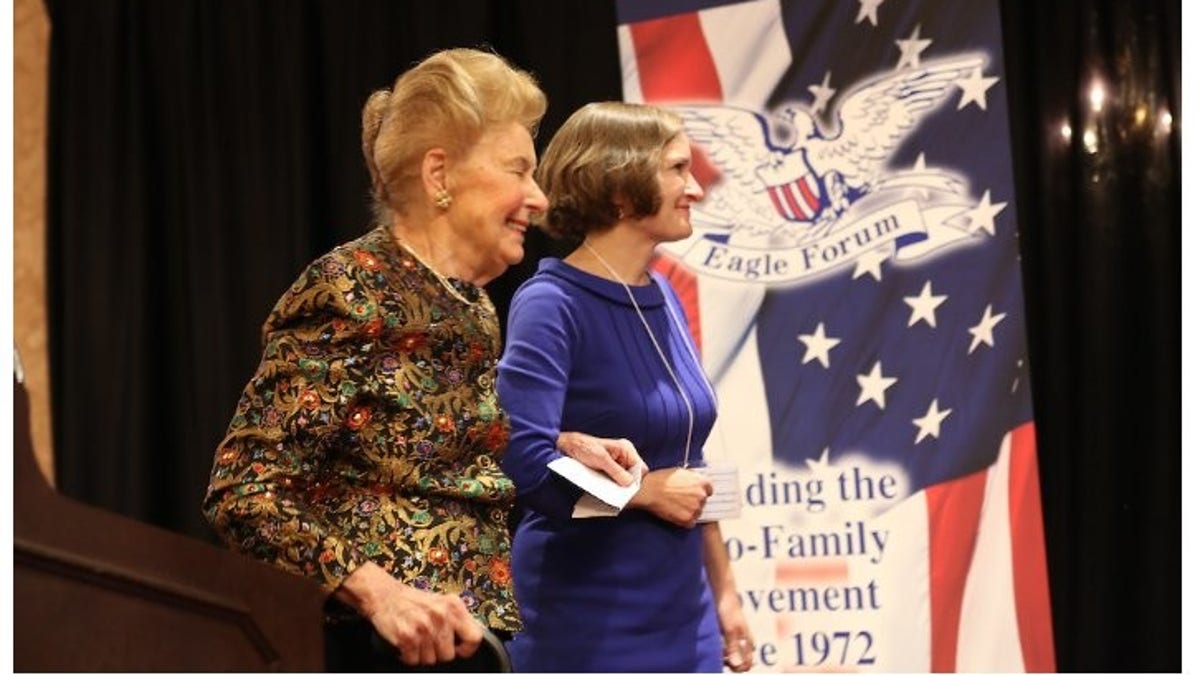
[507,260,589,328]
[312,226,395,273]
[263,227,398,331]
[285,227,396,294]
[509,271,564,315]
[516,258,570,292]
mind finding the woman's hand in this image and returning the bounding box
[556,432,649,486]
[334,562,482,667]
[627,467,713,527]
[717,594,755,672]
[701,522,755,672]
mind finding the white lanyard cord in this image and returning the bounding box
[584,241,695,468]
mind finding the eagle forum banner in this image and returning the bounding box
[616,0,1056,671]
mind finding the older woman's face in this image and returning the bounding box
[445,122,548,284]
[641,132,704,244]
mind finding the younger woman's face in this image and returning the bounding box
[641,132,704,244]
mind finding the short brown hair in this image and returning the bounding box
[361,48,547,221]
[535,101,683,242]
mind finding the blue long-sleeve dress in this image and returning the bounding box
[496,258,723,672]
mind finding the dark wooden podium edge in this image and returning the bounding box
[13,376,327,671]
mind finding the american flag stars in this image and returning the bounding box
[856,361,899,409]
[956,66,1000,111]
[904,280,948,327]
[852,245,892,281]
[961,190,1008,235]
[797,322,841,368]
[794,272,1009,446]
[895,25,933,70]
[807,71,837,116]
[855,0,886,27]
[913,399,953,443]
[968,304,1007,354]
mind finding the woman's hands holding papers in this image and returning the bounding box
[628,468,714,528]
[552,433,718,528]
[556,432,649,486]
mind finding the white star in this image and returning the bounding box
[957,66,999,111]
[913,399,952,444]
[968,304,1007,354]
[797,322,841,369]
[903,280,948,328]
[808,71,837,116]
[895,25,932,70]
[961,189,1008,235]
[852,245,891,281]
[805,446,833,473]
[856,361,899,409]
[856,0,885,26]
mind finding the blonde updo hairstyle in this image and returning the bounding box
[534,101,683,242]
[361,48,547,223]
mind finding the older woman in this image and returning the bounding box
[202,48,636,671]
[497,101,755,672]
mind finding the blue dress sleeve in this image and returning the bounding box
[497,280,585,520]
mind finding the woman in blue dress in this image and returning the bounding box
[497,102,755,672]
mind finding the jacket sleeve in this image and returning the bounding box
[201,256,372,592]
[496,282,585,520]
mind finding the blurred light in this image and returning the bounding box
[1161,111,1173,131]
[1083,127,1099,154]
[1060,121,1073,142]
[1134,105,1148,126]
[1089,81,1106,113]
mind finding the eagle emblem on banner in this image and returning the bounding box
[677,56,985,248]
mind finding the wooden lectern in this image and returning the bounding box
[13,376,327,671]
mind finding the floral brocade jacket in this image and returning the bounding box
[203,226,520,632]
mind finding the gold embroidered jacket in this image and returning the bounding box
[203,226,520,632]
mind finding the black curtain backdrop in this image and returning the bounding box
[42,0,1179,671]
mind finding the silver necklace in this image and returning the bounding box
[393,236,480,309]
[584,240,699,468]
